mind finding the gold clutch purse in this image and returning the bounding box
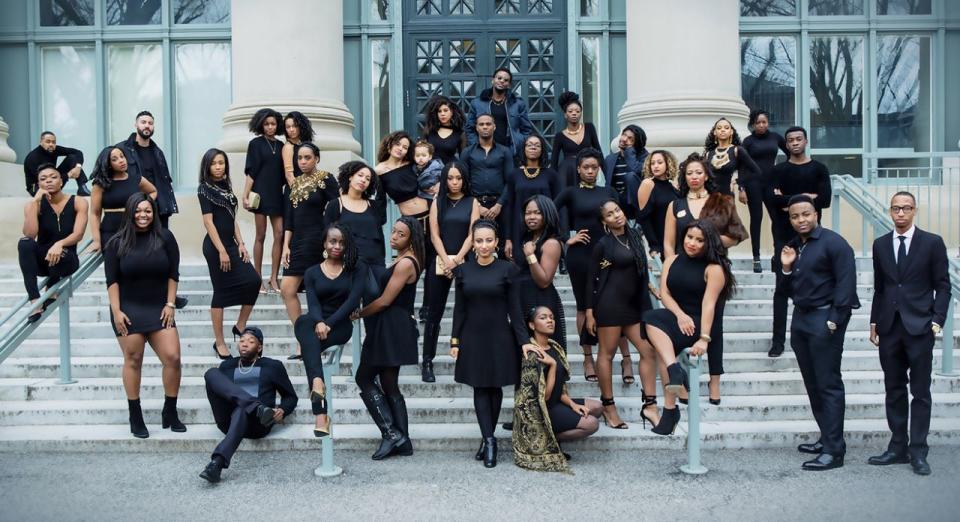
[435,256,446,274]
[247,191,261,210]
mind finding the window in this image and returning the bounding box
[809,35,864,148]
[740,0,797,16]
[40,46,97,160]
[174,43,231,185]
[580,0,599,17]
[107,44,163,146]
[877,35,931,152]
[172,0,230,24]
[740,35,797,132]
[581,35,601,133]
[371,39,391,143]
[808,0,864,16]
[39,0,94,26]
[106,0,162,25]
[877,0,932,15]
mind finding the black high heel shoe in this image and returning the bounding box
[311,387,330,438]
[161,396,187,433]
[600,397,628,429]
[211,343,230,360]
[232,325,242,341]
[639,393,659,429]
[128,399,149,439]
[665,362,689,396]
[651,406,680,436]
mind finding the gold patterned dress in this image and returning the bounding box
[283,169,339,276]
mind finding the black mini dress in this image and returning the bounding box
[104,229,180,336]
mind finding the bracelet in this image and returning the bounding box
[699,334,711,342]
[526,254,538,265]
[165,302,176,309]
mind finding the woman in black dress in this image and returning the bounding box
[294,223,366,438]
[280,143,339,359]
[89,146,156,253]
[19,165,89,322]
[421,95,465,164]
[243,108,286,293]
[514,195,565,348]
[741,109,788,273]
[354,216,424,460]
[551,91,602,191]
[583,199,660,430]
[198,148,261,359]
[104,193,185,439]
[636,150,679,258]
[642,220,735,435]
[450,219,537,468]
[503,134,561,258]
[423,162,480,382]
[281,111,313,185]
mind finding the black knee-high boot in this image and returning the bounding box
[360,388,409,460]
[387,394,413,456]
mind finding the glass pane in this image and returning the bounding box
[877,35,930,152]
[107,44,163,146]
[580,0,600,17]
[449,40,476,74]
[581,35,600,132]
[816,154,862,177]
[451,0,475,15]
[495,39,521,73]
[740,35,797,132]
[40,46,97,168]
[876,157,931,179]
[172,0,230,24]
[529,0,553,14]
[809,36,864,148]
[496,0,520,15]
[877,0,932,15]
[370,0,389,20]
[39,0,94,26]
[417,0,440,15]
[527,79,556,114]
[528,38,555,72]
[808,0,863,16]
[175,43,231,187]
[106,0,162,25]
[371,39,391,146]
[416,39,442,74]
[740,0,797,16]
[448,80,476,116]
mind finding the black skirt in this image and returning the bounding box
[202,235,261,308]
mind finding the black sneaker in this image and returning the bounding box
[768,343,785,358]
[199,458,224,483]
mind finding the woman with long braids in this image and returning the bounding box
[294,223,366,438]
[421,95,466,164]
[642,220,735,435]
[503,134,561,258]
[551,91,603,191]
[664,153,746,404]
[280,143,339,360]
[104,193,185,438]
[354,216,424,460]
[584,199,659,430]
[741,109,788,273]
[635,150,679,258]
[450,219,536,468]
[198,149,260,359]
[514,195,565,348]
[89,146,156,253]
[281,111,313,184]
[703,117,761,198]
[242,108,286,293]
[422,162,479,382]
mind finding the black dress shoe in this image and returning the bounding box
[802,453,843,471]
[76,183,92,197]
[768,343,785,358]
[797,441,823,454]
[256,404,277,428]
[867,450,909,466]
[199,457,224,483]
[911,456,931,476]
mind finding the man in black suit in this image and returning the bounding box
[867,191,951,476]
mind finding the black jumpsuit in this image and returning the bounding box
[18,196,80,300]
[104,229,180,336]
[198,182,261,309]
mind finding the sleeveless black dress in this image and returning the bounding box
[361,257,421,367]
[198,182,261,308]
[99,172,143,244]
[104,229,180,336]
[587,232,652,328]
[637,178,679,256]
[551,123,602,190]
[642,252,708,353]
[544,344,587,433]
[514,238,566,348]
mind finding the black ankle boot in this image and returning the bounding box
[483,437,498,468]
[651,406,681,436]
[474,439,487,461]
[161,396,187,432]
[360,389,409,460]
[387,394,413,456]
[199,455,225,483]
[421,360,435,383]
[128,399,149,439]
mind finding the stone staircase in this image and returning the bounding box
[1,258,959,454]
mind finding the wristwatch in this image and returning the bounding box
[826,321,837,332]
[932,323,942,334]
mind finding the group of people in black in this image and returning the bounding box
[15,67,951,480]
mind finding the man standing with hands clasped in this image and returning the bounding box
[779,194,859,471]
[867,192,951,476]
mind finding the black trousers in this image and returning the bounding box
[473,386,504,438]
[879,314,934,459]
[204,368,272,467]
[791,307,847,456]
[422,258,455,363]
[770,210,795,347]
[18,238,79,300]
[294,315,352,414]
[741,179,767,259]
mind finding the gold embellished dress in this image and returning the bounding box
[283,169,339,276]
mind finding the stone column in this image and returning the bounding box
[616,0,749,153]
[0,116,23,197]
[219,0,362,175]
[0,117,15,163]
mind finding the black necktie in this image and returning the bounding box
[897,235,907,275]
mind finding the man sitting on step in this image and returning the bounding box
[200,327,298,483]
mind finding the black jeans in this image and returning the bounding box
[879,314,934,459]
[18,238,79,300]
[204,368,272,468]
[422,258,455,363]
[473,386,504,438]
[790,308,848,457]
[294,315,352,414]
[741,179,767,259]
[770,210,795,347]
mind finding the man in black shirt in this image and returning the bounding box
[767,126,833,357]
[200,327,298,483]
[779,195,859,471]
[22,131,90,196]
[461,114,514,247]
[117,111,178,229]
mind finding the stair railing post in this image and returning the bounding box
[679,348,707,475]
[57,275,77,385]
[315,343,345,477]
[938,298,957,377]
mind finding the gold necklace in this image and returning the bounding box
[523,167,540,179]
[687,190,708,200]
[321,260,343,279]
[613,233,630,250]
[711,146,731,170]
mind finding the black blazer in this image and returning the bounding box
[215,357,299,417]
[870,228,952,336]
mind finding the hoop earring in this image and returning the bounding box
[322,250,329,259]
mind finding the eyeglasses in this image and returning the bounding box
[890,206,915,214]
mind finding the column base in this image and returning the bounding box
[0,117,17,163]
[617,94,750,153]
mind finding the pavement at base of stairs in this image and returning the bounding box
[0,448,956,521]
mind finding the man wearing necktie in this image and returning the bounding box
[868,191,951,476]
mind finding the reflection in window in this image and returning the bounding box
[877,0,931,15]
[580,0,599,17]
[740,36,796,132]
[496,0,520,15]
[529,0,553,14]
[451,0,475,15]
[371,0,389,20]
[107,44,163,145]
[877,35,930,151]
[175,43,231,186]
[739,0,796,16]
[39,0,94,26]
[172,0,230,24]
[581,36,600,134]
[40,46,97,161]
[809,36,863,148]
[106,0,162,25]
[372,39,391,144]
[808,0,863,16]
[417,0,440,15]
[495,39,521,73]
[817,154,863,178]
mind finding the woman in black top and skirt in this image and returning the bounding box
[421,96,465,164]
[354,216,424,460]
[642,220,735,435]
[89,146,156,253]
[741,109,788,273]
[450,220,537,468]
[514,195,565,348]
[242,108,286,293]
[19,165,89,322]
[280,143,339,359]
[198,149,261,359]
[503,135,561,258]
[294,223,366,438]
[551,92,602,191]
[423,162,480,382]
[635,150,679,258]
[104,193,185,439]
